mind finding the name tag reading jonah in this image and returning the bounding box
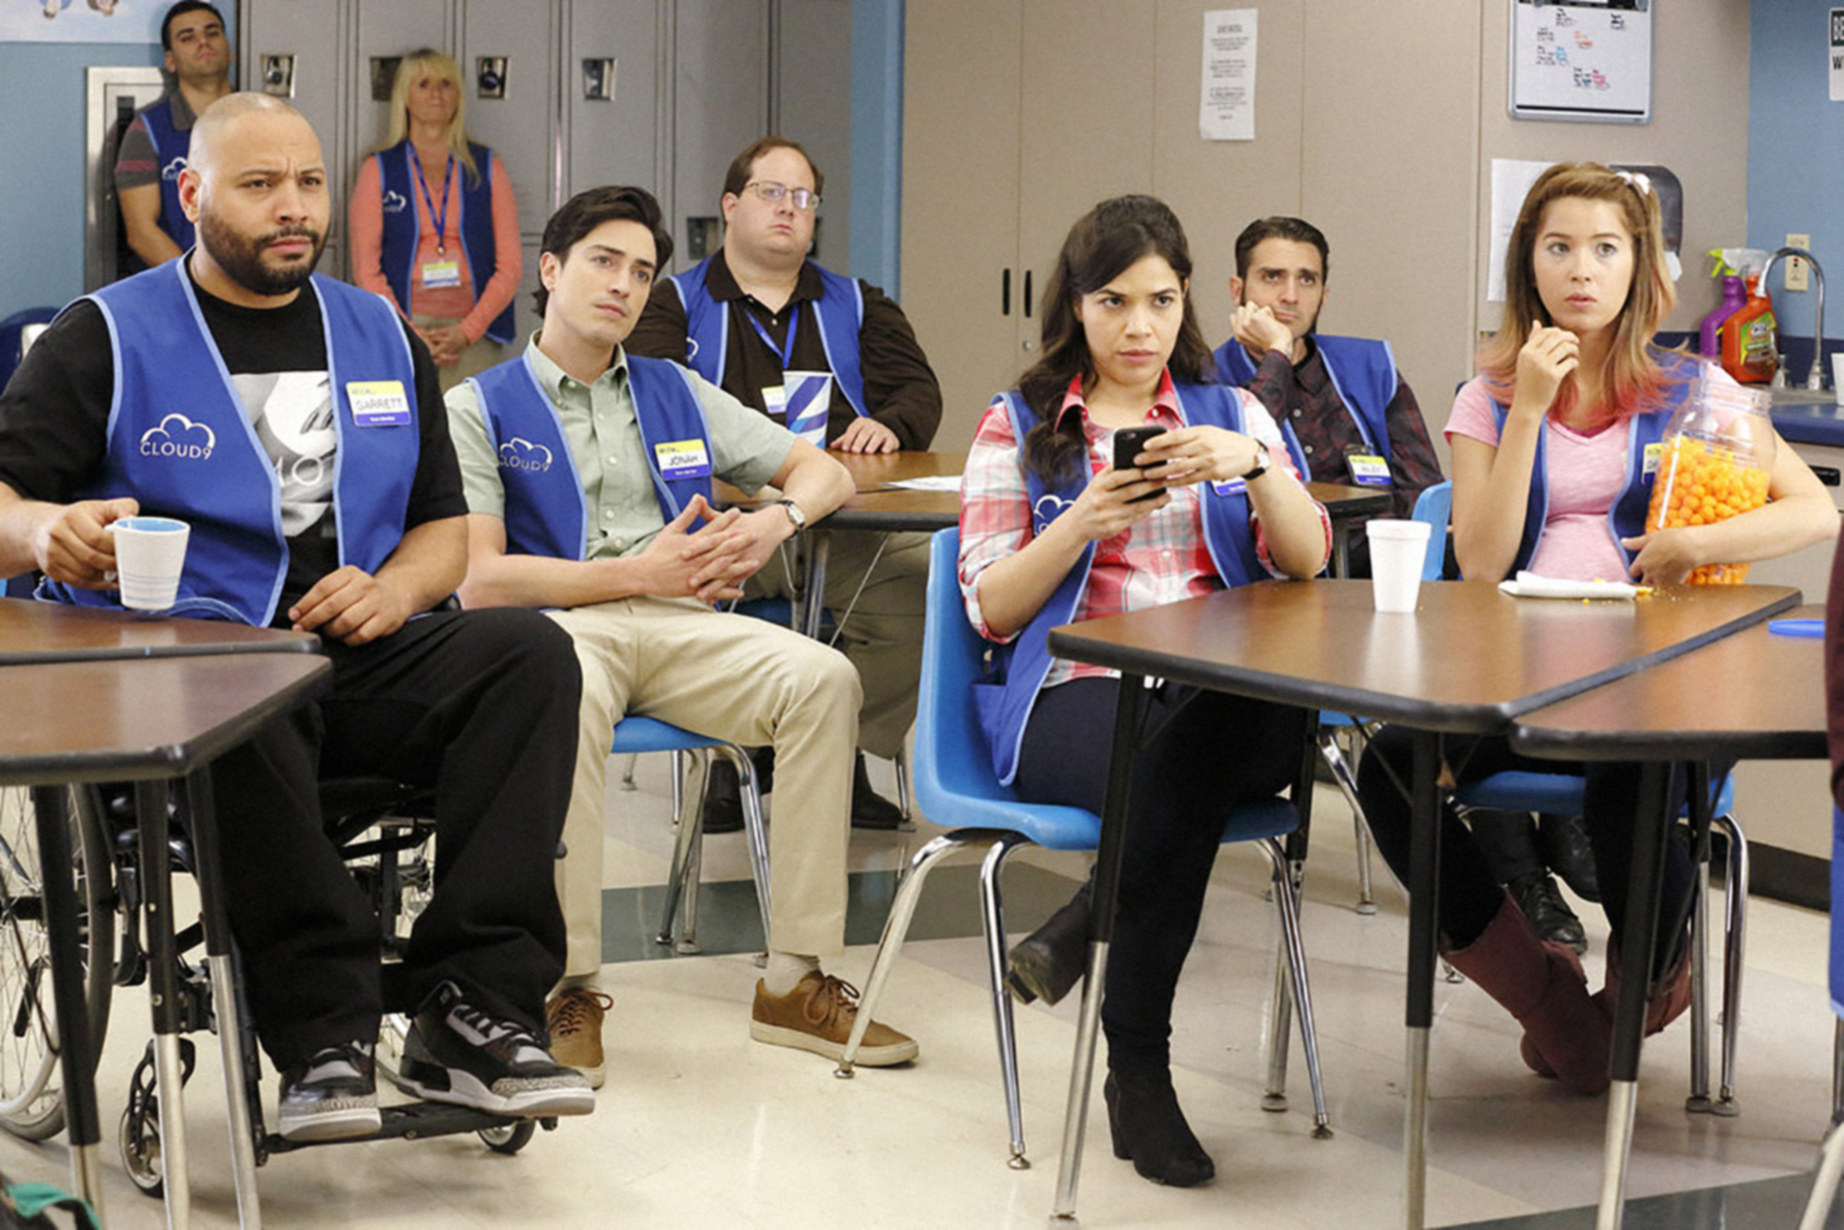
[654,439,712,479]
[346,380,412,427]
[420,260,462,290]
[1347,452,1392,486]
[761,385,788,420]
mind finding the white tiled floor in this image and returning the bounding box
[6,756,1838,1228]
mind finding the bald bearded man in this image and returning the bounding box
[0,94,593,1141]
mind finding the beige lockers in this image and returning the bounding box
[903,0,1753,453]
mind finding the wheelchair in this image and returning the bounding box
[0,774,556,1202]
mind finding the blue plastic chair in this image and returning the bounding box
[609,716,771,957]
[834,529,1329,1167]
[1317,481,1455,913]
[1410,481,1750,1113]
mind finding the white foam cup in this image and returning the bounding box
[1366,518,1432,613]
[107,516,190,611]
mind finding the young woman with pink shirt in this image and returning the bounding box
[1355,162,1835,1094]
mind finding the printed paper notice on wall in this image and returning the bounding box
[1831,9,1844,102]
[1200,9,1257,141]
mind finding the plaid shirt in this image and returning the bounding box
[959,371,1327,688]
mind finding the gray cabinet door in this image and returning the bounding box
[670,0,768,276]
[460,0,559,236]
[565,0,662,206]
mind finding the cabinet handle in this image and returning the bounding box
[1002,269,1011,316]
[1023,270,1034,318]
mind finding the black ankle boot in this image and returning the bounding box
[1104,1069,1215,1187]
[1005,880,1091,1005]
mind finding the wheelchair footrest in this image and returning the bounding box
[261,1101,526,1154]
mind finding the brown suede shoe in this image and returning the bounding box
[749,973,918,1066]
[546,987,612,1090]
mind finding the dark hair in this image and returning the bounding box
[161,1,223,51]
[1018,195,1213,481]
[722,135,824,200]
[1232,216,1330,283]
[533,185,675,317]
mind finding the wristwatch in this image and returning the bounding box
[1244,443,1271,483]
[775,498,807,535]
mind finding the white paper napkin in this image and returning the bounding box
[1497,571,1640,601]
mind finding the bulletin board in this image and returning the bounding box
[1509,1,1653,124]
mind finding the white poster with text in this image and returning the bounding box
[1201,9,1257,141]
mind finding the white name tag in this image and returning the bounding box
[1348,452,1392,486]
[420,260,462,289]
[654,439,712,479]
[762,385,787,419]
[347,380,411,427]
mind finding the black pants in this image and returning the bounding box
[208,608,581,1068]
[1015,678,1308,1075]
[1355,727,1696,975]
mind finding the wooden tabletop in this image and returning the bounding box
[1510,604,1827,762]
[829,450,962,532]
[0,654,330,786]
[1048,579,1801,734]
[0,598,317,665]
[1306,482,1392,521]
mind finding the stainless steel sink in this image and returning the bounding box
[1768,386,1839,408]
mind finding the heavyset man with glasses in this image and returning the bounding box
[628,136,935,834]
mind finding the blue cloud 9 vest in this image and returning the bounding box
[140,97,196,253]
[1215,335,1396,481]
[974,381,1267,785]
[664,256,869,418]
[465,351,714,560]
[375,141,515,345]
[1488,351,1699,576]
[47,264,419,625]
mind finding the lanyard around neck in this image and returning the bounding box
[406,144,455,256]
[743,300,801,371]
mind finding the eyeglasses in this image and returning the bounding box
[743,181,821,212]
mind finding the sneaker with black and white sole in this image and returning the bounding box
[278,1041,381,1142]
[391,981,595,1118]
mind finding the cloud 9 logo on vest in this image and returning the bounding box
[381,190,408,214]
[1032,493,1072,534]
[139,414,216,460]
[161,156,188,183]
[499,438,553,473]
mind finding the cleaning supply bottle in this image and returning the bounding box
[1719,253,1779,384]
[1699,250,1749,359]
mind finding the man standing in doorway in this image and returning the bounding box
[628,136,937,833]
[113,1,235,269]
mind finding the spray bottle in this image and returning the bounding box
[1700,250,1751,359]
[1719,250,1779,385]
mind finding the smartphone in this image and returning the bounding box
[1112,425,1167,502]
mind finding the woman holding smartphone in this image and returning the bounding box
[1355,162,1836,1094]
[958,195,1329,1187]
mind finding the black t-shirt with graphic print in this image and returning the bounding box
[0,268,463,620]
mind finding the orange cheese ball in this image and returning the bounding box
[1644,435,1767,584]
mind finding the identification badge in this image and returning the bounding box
[1641,441,1663,477]
[420,260,462,289]
[1210,479,1248,496]
[762,385,788,419]
[346,380,412,427]
[1347,452,1392,486]
[654,439,712,479]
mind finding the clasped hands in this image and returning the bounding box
[638,494,784,604]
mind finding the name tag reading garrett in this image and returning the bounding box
[347,380,412,427]
[654,439,712,480]
[1347,452,1392,486]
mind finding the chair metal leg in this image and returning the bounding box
[1801,1115,1844,1230]
[893,747,913,822]
[713,744,773,952]
[619,752,640,791]
[1263,857,1304,1111]
[1319,728,1378,914]
[1687,851,1713,1112]
[1713,812,1748,1115]
[655,751,710,952]
[1263,841,1331,1137]
[975,833,1032,1169]
[835,832,982,1076]
[668,749,684,824]
[1831,1018,1844,1127]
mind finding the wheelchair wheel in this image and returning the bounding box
[0,785,114,1142]
[373,820,433,1078]
[478,1119,534,1155]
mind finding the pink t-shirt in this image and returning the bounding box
[1446,378,1634,582]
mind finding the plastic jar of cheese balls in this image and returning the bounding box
[1644,377,1776,584]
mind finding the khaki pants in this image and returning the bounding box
[745,528,928,760]
[547,596,861,979]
